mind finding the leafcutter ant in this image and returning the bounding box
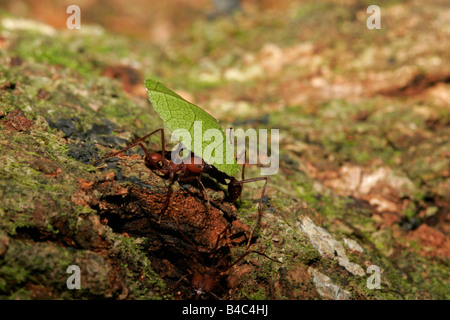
[91,128,269,245]
[165,217,281,300]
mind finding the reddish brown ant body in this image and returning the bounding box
[91,128,269,244]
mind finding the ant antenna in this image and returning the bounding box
[91,128,166,166]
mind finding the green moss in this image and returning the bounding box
[0,239,74,298]
[243,287,268,300]
[110,235,166,298]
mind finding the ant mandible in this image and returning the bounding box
[91,128,269,245]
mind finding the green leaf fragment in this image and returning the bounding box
[145,79,241,176]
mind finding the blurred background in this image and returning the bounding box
[0,0,274,42]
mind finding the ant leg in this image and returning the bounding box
[91,128,166,166]
[231,176,269,248]
[178,175,211,212]
[136,142,164,171]
[135,140,178,219]
[172,216,230,267]
[236,150,246,180]
[218,247,281,278]
[229,127,247,183]
[160,171,176,221]
[172,216,202,256]
[196,176,210,211]
[212,227,229,253]
[239,150,246,198]
[195,175,210,211]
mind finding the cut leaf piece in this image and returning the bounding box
[145,79,241,176]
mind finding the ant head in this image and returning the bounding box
[192,273,216,296]
[145,152,163,167]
